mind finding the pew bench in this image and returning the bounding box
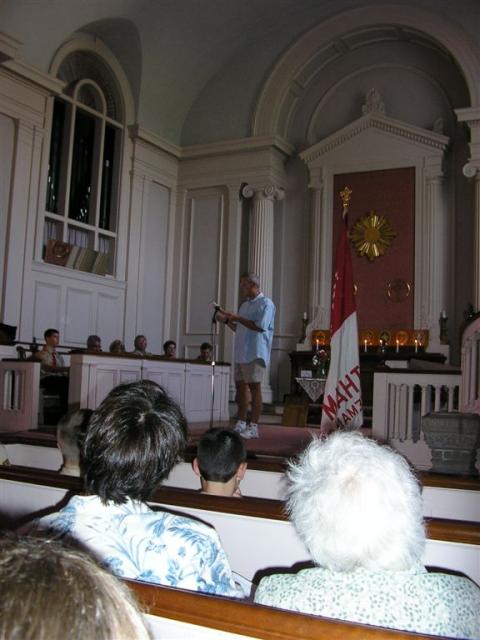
[1,466,478,586]
[1,436,479,521]
[127,579,444,640]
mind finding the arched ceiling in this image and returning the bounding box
[1,0,479,145]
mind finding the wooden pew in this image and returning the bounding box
[126,580,442,640]
[1,466,479,586]
[2,434,479,521]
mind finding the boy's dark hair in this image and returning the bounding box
[196,428,246,482]
[83,380,187,504]
[44,328,59,339]
[200,342,212,351]
[163,340,176,351]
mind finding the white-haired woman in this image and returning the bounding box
[254,432,480,639]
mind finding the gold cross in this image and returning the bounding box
[340,186,352,213]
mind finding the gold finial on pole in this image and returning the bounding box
[340,186,352,217]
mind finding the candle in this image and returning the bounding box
[414,339,418,353]
[303,311,307,320]
[315,338,320,351]
[396,339,400,353]
[364,339,367,353]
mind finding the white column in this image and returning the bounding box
[243,184,284,298]
[242,184,284,404]
[455,108,480,310]
[420,165,448,351]
[307,175,333,338]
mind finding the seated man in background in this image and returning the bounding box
[193,428,247,497]
[56,409,93,477]
[36,328,67,369]
[254,432,480,639]
[30,380,240,597]
[0,536,151,640]
[132,334,150,357]
[196,342,213,363]
[86,334,102,352]
[35,328,69,420]
[163,340,176,358]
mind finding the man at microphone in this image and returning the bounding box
[217,273,275,439]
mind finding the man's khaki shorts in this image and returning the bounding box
[235,359,265,384]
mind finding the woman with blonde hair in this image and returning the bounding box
[0,536,151,639]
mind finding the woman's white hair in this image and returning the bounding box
[286,432,425,571]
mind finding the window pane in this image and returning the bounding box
[77,84,103,112]
[99,124,117,230]
[99,235,115,275]
[46,99,66,213]
[69,109,96,224]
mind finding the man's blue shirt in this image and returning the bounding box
[234,293,275,366]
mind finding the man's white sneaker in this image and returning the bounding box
[243,423,259,439]
[233,420,248,434]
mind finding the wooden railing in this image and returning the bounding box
[460,314,480,412]
[127,580,441,640]
[0,361,41,431]
[372,369,461,469]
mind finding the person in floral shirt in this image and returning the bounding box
[31,380,239,597]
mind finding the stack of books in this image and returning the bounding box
[45,240,109,276]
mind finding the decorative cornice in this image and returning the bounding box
[2,58,65,94]
[300,113,449,165]
[181,135,294,160]
[455,107,480,126]
[129,124,182,158]
[0,31,21,64]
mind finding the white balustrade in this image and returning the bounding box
[0,361,40,431]
[372,370,461,469]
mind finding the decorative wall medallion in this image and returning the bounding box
[350,210,397,261]
[395,330,408,345]
[387,279,411,302]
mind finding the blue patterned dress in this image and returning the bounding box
[32,494,239,597]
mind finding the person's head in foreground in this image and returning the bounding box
[287,431,425,572]
[193,428,247,497]
[56,408,93,477]
[0,535,151,640]
[84,379,187,504]
[254,432,480,639]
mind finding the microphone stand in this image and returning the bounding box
[209,307,219,429]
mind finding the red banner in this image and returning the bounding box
[320,206,363,431]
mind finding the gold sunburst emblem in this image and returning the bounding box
[349,210,396,261]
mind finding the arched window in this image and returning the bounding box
[43,50,125,276]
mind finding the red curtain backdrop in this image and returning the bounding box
[332,168,415,332]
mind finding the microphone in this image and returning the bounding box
[210,300,221,324]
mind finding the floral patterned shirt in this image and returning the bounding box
[32,494,239,597]
[254,565,480,639]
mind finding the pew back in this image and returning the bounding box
[1,467,478,586]
[128,580,441,640]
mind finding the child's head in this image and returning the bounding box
[193,428,247,495]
